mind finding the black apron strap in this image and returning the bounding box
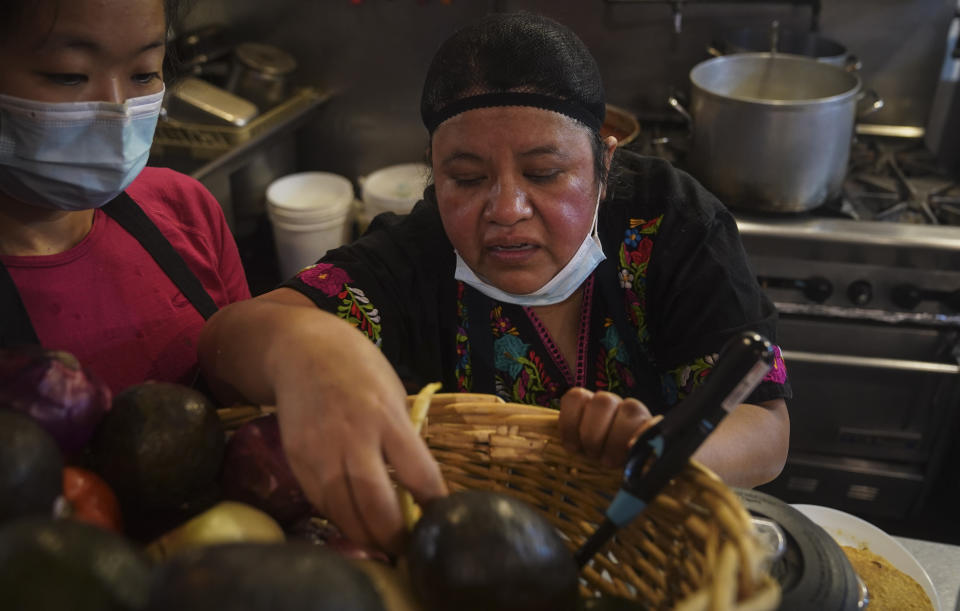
[463,284,498,395]
[0,259,41,347]
[103,192,219,320]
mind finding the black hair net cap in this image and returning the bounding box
[420,12,606,133]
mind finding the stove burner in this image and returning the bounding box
[840,138,960,225]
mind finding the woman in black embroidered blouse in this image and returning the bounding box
[198,12,791,554]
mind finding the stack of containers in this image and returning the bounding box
[357,163,430,232]
[265,172,355,279]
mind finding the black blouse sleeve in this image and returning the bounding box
[611,153,791,404]
[279,193,456,390]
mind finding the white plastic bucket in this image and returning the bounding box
[266,172,355,278]
[357,162,430,230]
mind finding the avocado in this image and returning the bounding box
[0,517,152,610]
[0,409,63,523]
[146,542,386,611]
[407,489,579,611]
[89,382,225,539]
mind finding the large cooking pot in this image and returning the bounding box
[710,25,861,71]
[674,53,878,213]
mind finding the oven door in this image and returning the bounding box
[759,316,960,519]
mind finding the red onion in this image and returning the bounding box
[0,347,111,455]
[220,413,313,525]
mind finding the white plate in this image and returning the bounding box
[792,504,941,610]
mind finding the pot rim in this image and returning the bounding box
[690,52,862,108]
[718,25,848,58]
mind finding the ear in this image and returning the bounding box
[600,135,617,200]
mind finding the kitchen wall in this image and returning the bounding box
[181,0,955,182]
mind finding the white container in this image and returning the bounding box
[266,172,355,279]
[358,162,430,230]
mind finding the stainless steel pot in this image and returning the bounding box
[675,53,870,213]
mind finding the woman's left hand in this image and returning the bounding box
[558,388,653,468]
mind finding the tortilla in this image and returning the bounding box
[841,545,933,611]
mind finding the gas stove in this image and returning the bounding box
[626,123,960,525]
[830,137,960,226]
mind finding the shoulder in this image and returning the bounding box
[331,186,452,270]
[125,167,227,233]
[604,150,731,231]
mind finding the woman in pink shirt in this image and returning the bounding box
[0,0,250,394]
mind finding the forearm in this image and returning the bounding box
[197,288,365,406]
[692,398,789,488]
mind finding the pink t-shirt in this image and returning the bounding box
[1,167,251,394]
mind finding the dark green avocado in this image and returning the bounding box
[89,382,225,539]
[146,542,386,611]
[408,489,579,611]
[0,517,152,611]
[0,409,63,523]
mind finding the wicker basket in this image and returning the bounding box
[218,395,780,611]
[414,393,780,611]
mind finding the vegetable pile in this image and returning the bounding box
[0,346,642,611]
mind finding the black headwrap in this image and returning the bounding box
[420,12,606,134]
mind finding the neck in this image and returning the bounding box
[0,191,95,256]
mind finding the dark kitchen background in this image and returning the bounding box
[152,0,960,547]
[180,0,952,179]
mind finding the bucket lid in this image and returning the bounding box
[267,172,354,222]
[361,163,429,213]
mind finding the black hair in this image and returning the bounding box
[1,0,188,72]
[421,12,616,187]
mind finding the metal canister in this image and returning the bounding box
[226,42,297,111]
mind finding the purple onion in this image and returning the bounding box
[220,413,313,525]
[0,347,112,455]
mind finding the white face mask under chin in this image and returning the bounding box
[454,187,607,306]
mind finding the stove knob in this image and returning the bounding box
[891,284,923,309]
[847,280,873,306]
[801,276,833,303]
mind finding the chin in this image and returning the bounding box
[491,279,545,296]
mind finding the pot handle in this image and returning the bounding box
[667,95,693,126]
[856,89,884,118]
[844,54,863,72]
[707,44,724,58]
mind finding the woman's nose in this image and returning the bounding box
[91,77,125,104]
[484,181,532,225]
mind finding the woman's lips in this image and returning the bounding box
[486,243,538,263]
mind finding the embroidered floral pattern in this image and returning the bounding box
[298,263,382,346]
[489,305,560,407]
[662,352,718,405]
[454,282,471,392]
[594,319,634,395]
[764,345,788,384]
[298,263,352,297]
[619,216,663,344]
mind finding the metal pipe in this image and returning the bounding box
[602,0,822,31]
[781,350,960,374]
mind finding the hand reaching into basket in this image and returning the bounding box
[198,289,448,555]
[558,388,656,468]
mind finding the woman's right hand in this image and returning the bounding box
[199,289,447,554]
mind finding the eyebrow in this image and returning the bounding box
[45,36,165,54]
[440,145,568,167]
[518,145,568,159]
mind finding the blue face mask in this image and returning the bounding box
[454,187,607,306]
[0,88,164,211]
